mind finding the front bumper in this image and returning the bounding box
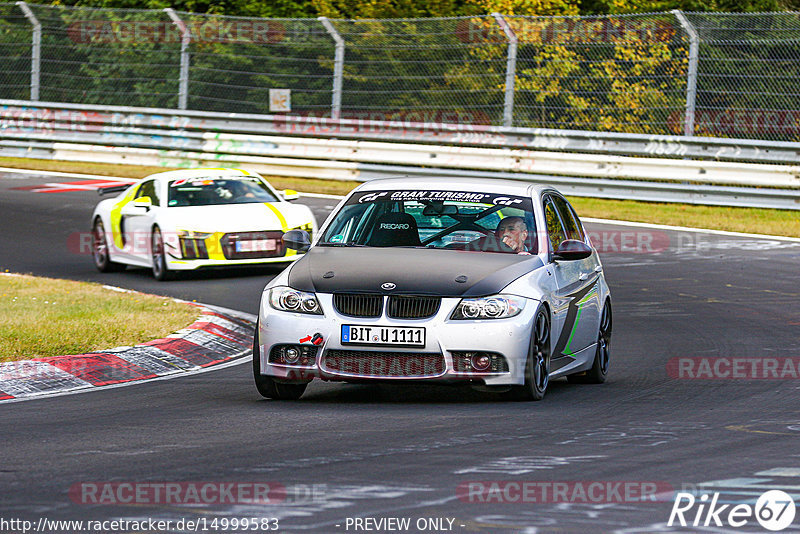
[164,238,301,271]
[163,227,311,271]
[165,253,300,271]
[256,293,537,386]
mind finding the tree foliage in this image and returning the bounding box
[58,0,800,17]
[7,0,797,141]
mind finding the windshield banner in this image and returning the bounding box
[352,190,532,210]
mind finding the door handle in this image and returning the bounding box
[594,266,603,273]
[579,273,590,281]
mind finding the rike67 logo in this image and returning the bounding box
[669,490,796,531]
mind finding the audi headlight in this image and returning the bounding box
[176,230,212,239]
[451,295,526,320]
[269,286,323,315]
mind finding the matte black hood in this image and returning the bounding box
[287,246,543,297]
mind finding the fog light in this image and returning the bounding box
[269,344,319,366]
[451,351,509,374]
[471,353,491,371]
[284,347,300,364]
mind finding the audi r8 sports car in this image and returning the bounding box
[91,168,316,280]
[254,177,612,401]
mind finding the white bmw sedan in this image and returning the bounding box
[254,178,612,401]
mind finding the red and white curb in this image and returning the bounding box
[0,302,255,403]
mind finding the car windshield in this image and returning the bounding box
[166,177,279,206]
[320,189,537,254]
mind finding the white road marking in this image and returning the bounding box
[2,167,796,241]
[757,468,800,477]
[0,166,134,181]
[582,217,800,243]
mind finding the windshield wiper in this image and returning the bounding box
[319,242,365,247]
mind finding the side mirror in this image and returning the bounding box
[283,229,311,252]
[553,239,592,261]
[133,197,152,211]
[282,189,299,201]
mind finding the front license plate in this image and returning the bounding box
[341,325,425,347]
[235,239,277,252]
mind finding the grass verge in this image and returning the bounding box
[2,157,798,237]
[0,273,201,362]
[568,197,800,238]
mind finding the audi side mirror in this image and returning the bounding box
[133,197,152,212]
[282,189,300,201]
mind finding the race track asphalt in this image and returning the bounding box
[1,169,800,533]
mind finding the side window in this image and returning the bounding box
[135,180,160,206]
[543,196,567,254]
[322,203,375,244]
[552,195,584,242]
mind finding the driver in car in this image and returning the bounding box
[496,216,531,254]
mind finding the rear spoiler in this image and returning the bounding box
[98,184,130,196]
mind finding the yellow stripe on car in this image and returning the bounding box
[110,185,139,249]
[264,203,297,258]
[264,203,289,232]
[205,232,227,260]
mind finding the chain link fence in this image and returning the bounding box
[2,3,800,141]
[690,12,800,140]
[0,3,33,101]
[20,4,182,107]
[175,13,335,113]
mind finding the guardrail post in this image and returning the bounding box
[319,17,344,120]
[164,8,190,110]
[493,13,517,128]
[672,10,699,137]
[16,1,40,101]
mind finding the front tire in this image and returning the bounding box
[151,226,174,281]
[509,306,551,401]
[92,218,125,272]
[252,321,308,400]
[568,301,612,384]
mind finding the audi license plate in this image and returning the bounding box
[341,325,425,347]
[235,239,277,253]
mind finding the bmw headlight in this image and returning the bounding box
[451,295,526,320]
[269,286,323,315]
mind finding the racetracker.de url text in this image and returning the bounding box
[0,517,279,533]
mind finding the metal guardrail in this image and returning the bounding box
[1,100,799,210]
[3,99,800,164]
